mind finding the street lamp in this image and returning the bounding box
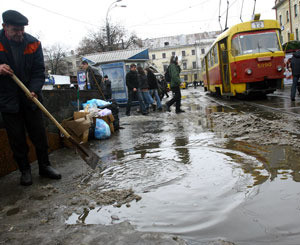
[106,0,127,51]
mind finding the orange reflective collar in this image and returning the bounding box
[24,41,40,54]
[0,42,7,52]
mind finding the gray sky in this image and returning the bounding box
[2,0,276,50]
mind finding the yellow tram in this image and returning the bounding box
[201,17,285,96]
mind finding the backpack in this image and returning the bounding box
[164,66,171,83]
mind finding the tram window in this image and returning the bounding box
[210,52,214,67]
[231,31,280,56]
[201,59,206,71]
[213,46,218,64]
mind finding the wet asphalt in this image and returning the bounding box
[67,84,300,244]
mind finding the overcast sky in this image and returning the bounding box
[2,0,276,50]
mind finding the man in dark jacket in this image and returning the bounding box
[125,64,138,115]
[291,50,300,101]
[103,75,112,100]
[81,60,102,91]
[0,10,61,186]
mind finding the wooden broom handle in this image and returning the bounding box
[11,74,71,138]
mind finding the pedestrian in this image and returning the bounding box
[291,51,300,101]
[193,80,197,89]
[125,64,147,115]
[159,77,169,99]
[146,67,162,111]
[0,10,61,186]
[103,75,112,100]
[81,61,103,92]
[137,67,156,112]
[165,56,185,113]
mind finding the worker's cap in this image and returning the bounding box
[104,75,108,78]
[2,10,28,26]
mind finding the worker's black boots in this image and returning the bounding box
[20,165,61,186]
[39,165,61,180]
[20,169,32,186]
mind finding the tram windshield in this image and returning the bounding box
[231,31,280,56]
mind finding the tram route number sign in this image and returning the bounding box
[257,62,272,68]
[251,21,264,29]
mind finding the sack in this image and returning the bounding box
[94,119,111,140]
[82,99,111,110]
[164,66,171,83]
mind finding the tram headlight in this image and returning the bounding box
[277,65,283,72]
[245,68,252,75]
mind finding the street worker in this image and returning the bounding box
[125,64,147,116]
[0,10,61,186]
[290,50,300,101]
[103,75,112,100]
[165,56,185,113]
[137,67,156,113]
[146,67,162,111]
[81,60,102,91]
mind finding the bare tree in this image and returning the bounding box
[76,22,143,55]
[43,44,68,75]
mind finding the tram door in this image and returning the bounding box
[218,39,231,93]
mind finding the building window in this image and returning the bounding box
[182,50,186,56]
[152,54,156,60]
[163,65,168,72]
[295,4,298,17]
[172,51,175,56]
[192,61,197,69]
[184,75,188,81]
[194,74,198,80]
[192,49,195,55]
[279,15,282,26]
[287,10,289,23]
[164,42,169,46]
[288,32,291,41]
[201,48,205,54]
[183,62,187,70]
[162,53,166,58]
[296,28,299,41]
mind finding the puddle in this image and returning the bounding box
[67,133,262,232]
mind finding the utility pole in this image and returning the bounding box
[106,0,126,51]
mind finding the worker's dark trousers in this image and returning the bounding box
[2,105,49,172]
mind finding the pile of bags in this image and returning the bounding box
[62,99,117,145]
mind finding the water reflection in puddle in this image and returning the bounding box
[67,134,264,232]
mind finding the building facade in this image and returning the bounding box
[144,32,219,83]
[273,0,300,44]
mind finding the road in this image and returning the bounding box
[1,85,300,245]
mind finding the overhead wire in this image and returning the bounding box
[129,0,213,28]
[20,0,99,27]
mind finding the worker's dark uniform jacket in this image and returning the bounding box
[0,29,49,171]
[0,29,45,113]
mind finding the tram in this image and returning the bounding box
[201,17,285,96]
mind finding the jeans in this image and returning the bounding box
[291,75,300,100]
[137,90,147,113]
[141,90,154,109]
[150,89,162,109]
[166,86,181,112]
